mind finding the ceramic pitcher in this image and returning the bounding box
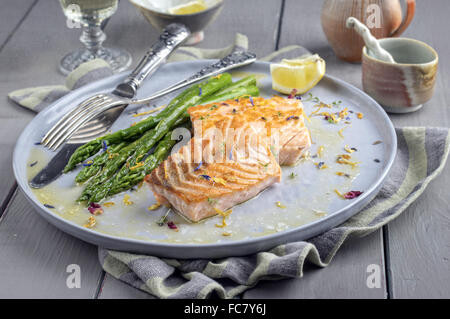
[321,0,416,62]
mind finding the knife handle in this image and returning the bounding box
[114,23,190,98]
[132,51,257,105]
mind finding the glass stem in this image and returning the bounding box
[80,25,106,57]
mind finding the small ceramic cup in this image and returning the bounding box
[362,38,438,113]
[130,0,224,45]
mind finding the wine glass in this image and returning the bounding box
[59,0,132,75]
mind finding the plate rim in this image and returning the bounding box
[13,60,397,257]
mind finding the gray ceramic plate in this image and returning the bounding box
[13,60,396,259]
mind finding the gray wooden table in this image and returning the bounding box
[0,0,448,299]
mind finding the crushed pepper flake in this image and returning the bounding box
[123,194,133,206]
[108,152,119,159]
[339,154,351,160]
[30,161,38,167]
[212,177,227,186]
[317,145,325,158]
[44,203,55,209]
[334,189,345,199]
[344,145,356,153]
[275,201,286,208]
[302,109,311,123]
[338,107,349,119]
[130,161,144,170]
[318,111,340,123]
[214,207,232,228]
[336,155,359,168]
[84,216,96,228]
[336,171,351,178]
[148,203,161,211]
[338,126,349,138]
[132,105,166,117]
[373,140,383,145]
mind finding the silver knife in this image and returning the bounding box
[30,23,190,188]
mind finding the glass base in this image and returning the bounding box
[59,47,132,75]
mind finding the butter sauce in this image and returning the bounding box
[28,96,360,244]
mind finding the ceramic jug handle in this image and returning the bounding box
[390,0,416,37]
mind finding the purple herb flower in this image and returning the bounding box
[344,191,363,199]
[194,161,203,171]
[199,174,211,181]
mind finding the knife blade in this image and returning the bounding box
[30,143,83,188]
[30,23,190,188]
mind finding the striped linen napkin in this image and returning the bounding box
[8,35,449,299]
[99,127,449,298]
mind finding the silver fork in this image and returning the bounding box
[41,23,191,150]
[42,51,257,150]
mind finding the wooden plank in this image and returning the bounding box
[0,118,30,214]
[243,0,388,298]
[0,0,36,50]
[0,0,152,298]
[0,0,39,208]
[98,274,155,299]
[0,190,103,298]
[244,231,387,298]
[381,0,450,298]
[199,0,282,56]
[97,0,284,298]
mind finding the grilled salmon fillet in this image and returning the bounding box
[145,96,311,222]
[188,96,311,165]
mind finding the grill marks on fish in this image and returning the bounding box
[145,97,311,222]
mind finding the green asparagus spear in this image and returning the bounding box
[89,130,177,203]
[199,85,259,104]
[63,75,257,172]
[63,76,223,173]
[86,84,260,202]
[75,142,127,183]
[77,74,232,202]
[213,75,257,95]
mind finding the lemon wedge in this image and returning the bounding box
[270,54,326,95]
[168,0,207,15]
